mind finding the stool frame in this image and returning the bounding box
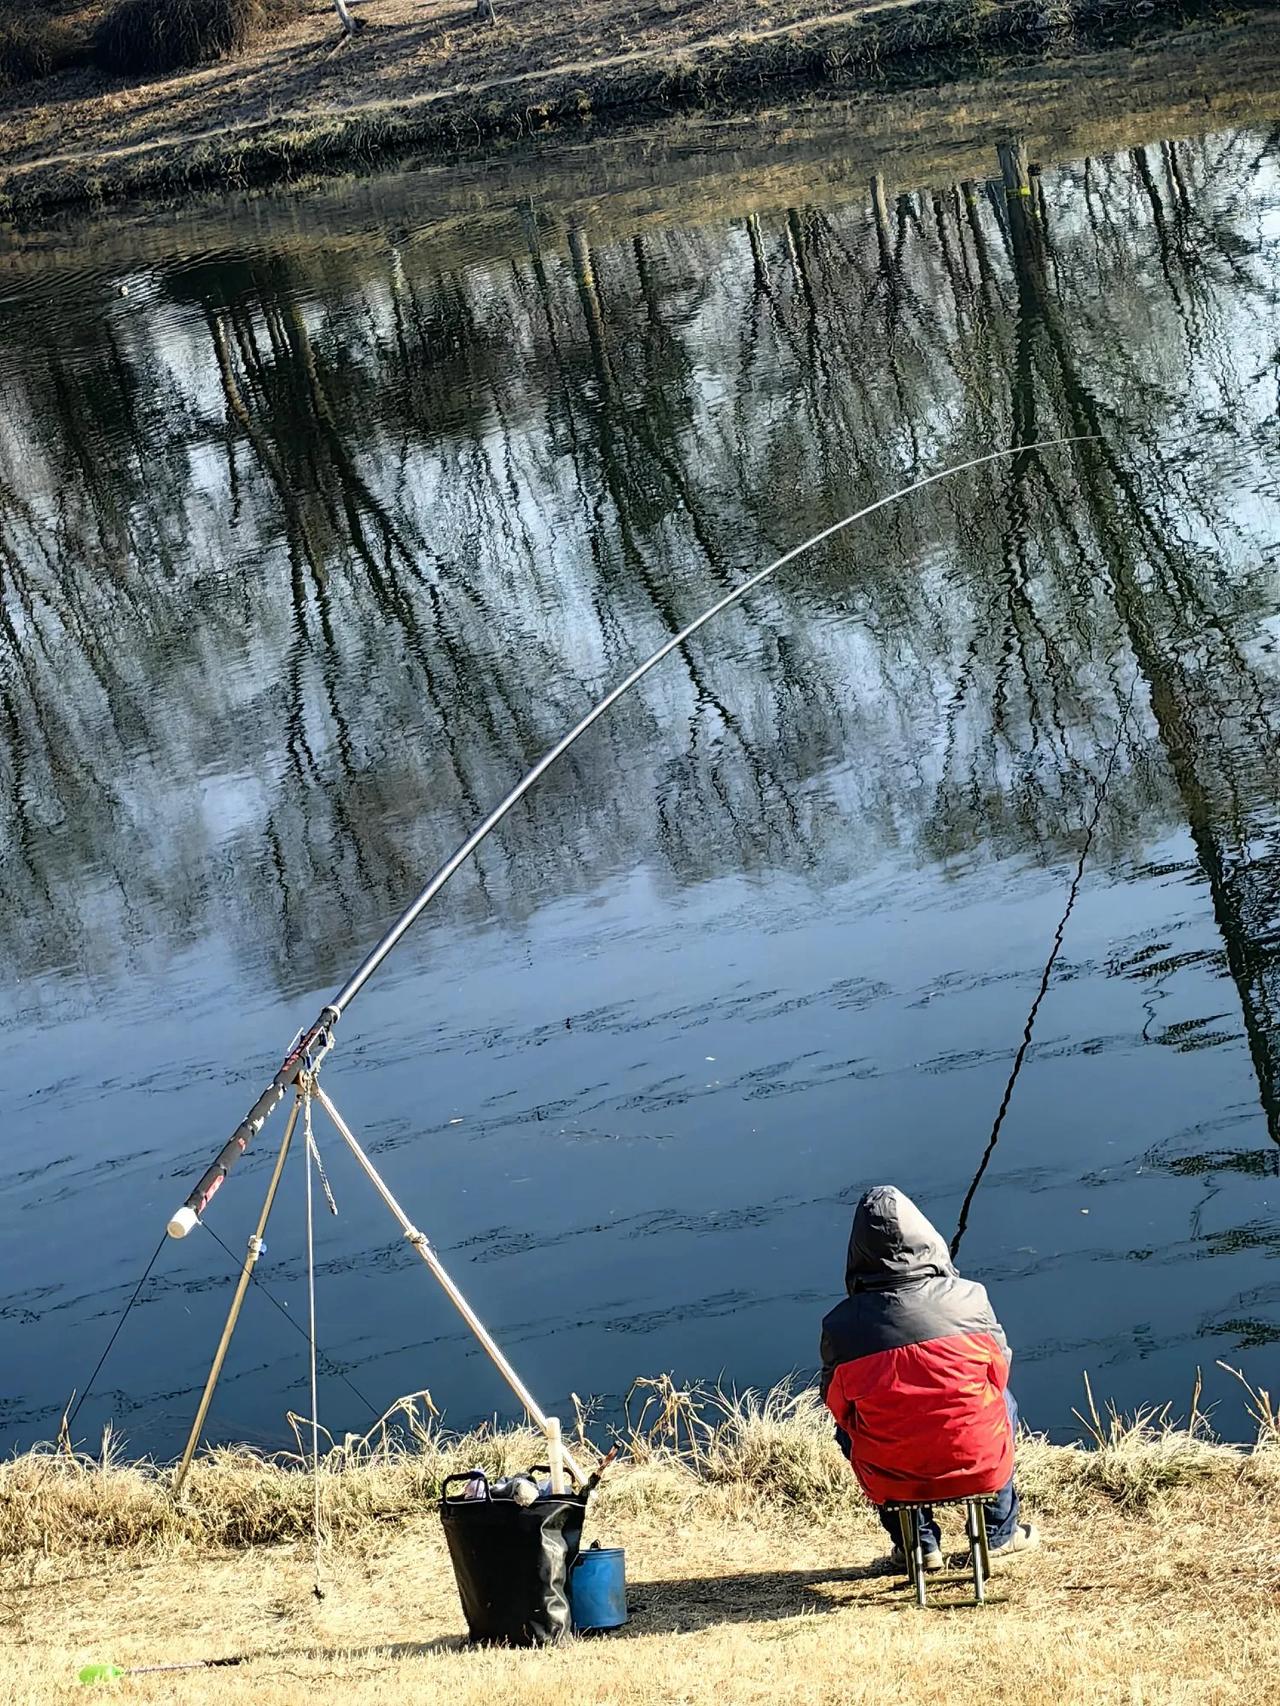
[885,1493,997,1607]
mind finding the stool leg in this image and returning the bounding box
[896,1508,924,1606]
[896,1508,913,1574]
[977,1499,992,1580]
[966,1501,986,1604]
[909,1508,927,1608]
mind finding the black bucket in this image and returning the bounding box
[439,1470,588,1647]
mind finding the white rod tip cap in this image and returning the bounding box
[167,1206,199,1239]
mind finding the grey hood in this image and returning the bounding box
[845,1186,956,1292]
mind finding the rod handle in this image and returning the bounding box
[167,1206,199,1239]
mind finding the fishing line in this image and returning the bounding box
[199,1219,380,1419]
[950,686,1138,1259]
[65,1231,168,1431]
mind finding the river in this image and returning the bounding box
[3,36,1280,1457]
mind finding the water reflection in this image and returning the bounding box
[2,111,1280,1451]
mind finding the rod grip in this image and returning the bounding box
[166,1013,334,1235]
[167,1206,200,1239]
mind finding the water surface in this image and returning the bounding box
[4,55,1280,1455]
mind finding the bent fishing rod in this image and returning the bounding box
[167,435,1092,1239]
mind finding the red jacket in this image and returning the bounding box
[820,1187,1013,1505]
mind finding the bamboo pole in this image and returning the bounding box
[172,1095,302,1496]
[311,1082,586,1487]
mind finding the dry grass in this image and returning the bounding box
[93,0,300,74]
[2,1374,1278,1706]
[0,6,84,89]
[4,1371,1277,1560]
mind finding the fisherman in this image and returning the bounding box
[820,1185,1038,1572]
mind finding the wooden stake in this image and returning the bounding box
[997,139,1033,201]
[546,1416,567,1495]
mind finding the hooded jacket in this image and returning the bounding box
[819,1186,1013,1505]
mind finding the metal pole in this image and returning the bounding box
[310,1081,586,1487]
[172,1095,302,1496]
[167,438,1093,1238]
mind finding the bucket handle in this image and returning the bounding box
[441,1471,488,1501]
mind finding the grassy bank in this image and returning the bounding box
[0,0,1272,214]
[2,1379,1278,1704]
[9,12,1280,279]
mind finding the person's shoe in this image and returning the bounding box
[986,1522,1040,1561]
[888,1543,945,1573]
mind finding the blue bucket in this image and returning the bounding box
[570,1545,628,1632]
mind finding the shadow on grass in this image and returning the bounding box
[626,1561,891,1630]
[624,1560,1006,1629]
[291,1558,1005,1665]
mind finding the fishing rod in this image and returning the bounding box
[166,435,1093,1240]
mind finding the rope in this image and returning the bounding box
[308,1124,339,1219]
[197,1221,379,1419]
[303,1079,325,1601]
[951,692,1136,1259]
[66,1232,168,1431]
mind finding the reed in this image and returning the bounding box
[3,1373,1274,1561]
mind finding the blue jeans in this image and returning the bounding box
[870,1390,1021,1553]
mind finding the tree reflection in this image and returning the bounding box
[2,128,1280,1155]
